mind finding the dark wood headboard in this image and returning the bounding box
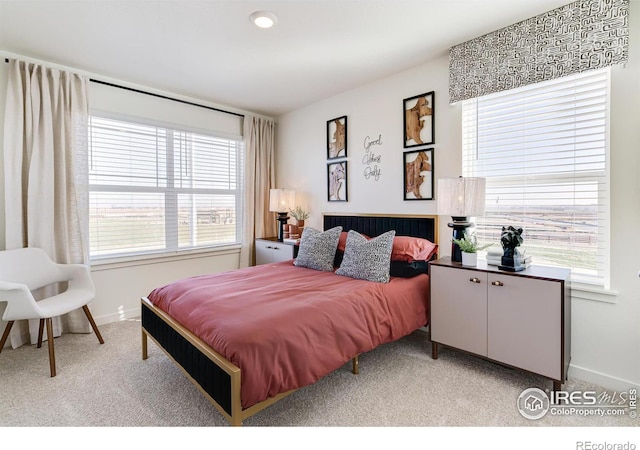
[322,213,438,246]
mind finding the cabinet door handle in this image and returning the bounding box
[272,246,280,250]
[491,281,504,286]
[266,245,273,249]
[469,277,481,284]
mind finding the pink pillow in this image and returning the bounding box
[391,236,438,262]
[338,231,370,252]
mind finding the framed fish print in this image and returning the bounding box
[327,161,348,202]
[327,116,347,160]
[403,148,433,200]
[403,92,434,148]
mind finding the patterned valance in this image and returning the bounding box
[449,0,629,103]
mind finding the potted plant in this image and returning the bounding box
[289,206,310,228]
[452,231,492,266]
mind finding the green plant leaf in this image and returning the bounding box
[289,206,310,220]
[451,231,492,253]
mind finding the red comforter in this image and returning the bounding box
[147,261,429,409]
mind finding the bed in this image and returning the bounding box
[141,213,438,425]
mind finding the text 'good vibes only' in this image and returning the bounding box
[362,134,382,181]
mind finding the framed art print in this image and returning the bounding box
[327,116,347,159]
[327,161,348,202]
[403,91,434,148]
[403,148,433,200]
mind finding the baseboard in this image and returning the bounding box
[94,307,141,326]
[569,363,640,391]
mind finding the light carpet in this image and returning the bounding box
[0,318,637,428]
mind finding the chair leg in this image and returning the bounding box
[37,319,45,348]
[0,321,14,354]
[82,305,104,345]
[46,318,56,377]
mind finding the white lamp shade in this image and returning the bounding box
[269,188,295,213]
[437,177,486,217]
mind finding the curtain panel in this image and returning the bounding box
[449,0,629,104]
[241,115,276,268]
[3,59,90,348]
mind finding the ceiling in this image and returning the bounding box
[0,0,572,117]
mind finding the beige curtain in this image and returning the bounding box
[240,115,276,267]
[2,59,90,348]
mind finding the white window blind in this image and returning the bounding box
[89,115,243,260]
[462,68,609,287]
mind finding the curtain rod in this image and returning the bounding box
[89,79,245,118]
[4,58,245,119]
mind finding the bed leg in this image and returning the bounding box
[142,329,148,360]
[230,415,243,426]
[352,355,359,375]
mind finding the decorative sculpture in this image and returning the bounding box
[499,225,525,272]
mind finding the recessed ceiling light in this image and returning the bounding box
[250,11,278,29]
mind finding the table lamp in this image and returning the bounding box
[269,188,295,242]
[437,177,486,262]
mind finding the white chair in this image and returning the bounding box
[0,247,104,376]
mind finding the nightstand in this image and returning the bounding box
[255,237,299,265]
[429,257,571,391]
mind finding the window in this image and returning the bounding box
[89,115,243,260]
[462,68,609,287]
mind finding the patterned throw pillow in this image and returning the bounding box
[336,230,396,283]
[294,226,342,272]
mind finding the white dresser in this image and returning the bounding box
[429,257,571,391]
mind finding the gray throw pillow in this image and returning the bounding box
[336,230,396,283]
[293,226,342,272]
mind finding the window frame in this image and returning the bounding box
[88,111,244,263]
[461,68,611,289]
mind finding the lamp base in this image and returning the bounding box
[448,216,475,263]
[276,213,289,242]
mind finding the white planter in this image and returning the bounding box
[461,251,478,266]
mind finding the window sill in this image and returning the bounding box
[570,283,619,304]
[90,244,242,272]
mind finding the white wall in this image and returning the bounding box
[277,53,458,246]
[90,251,240,323]
[0,62,6,250]
[276,9,640,391]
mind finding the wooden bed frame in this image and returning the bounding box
[141,213,438,426]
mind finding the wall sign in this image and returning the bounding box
[362,134,382,182]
